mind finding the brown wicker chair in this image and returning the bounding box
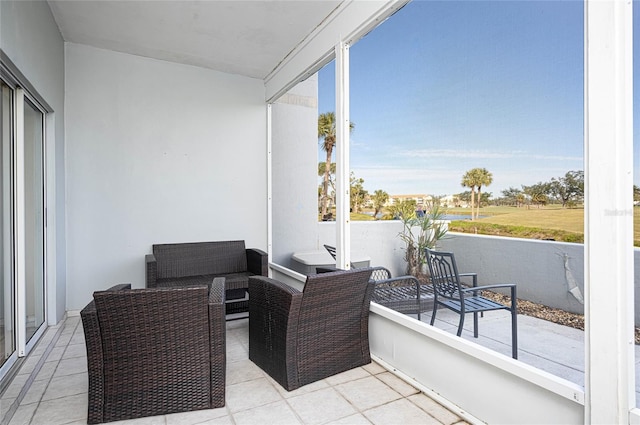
[81,280,226,424]
[248,268,374,391]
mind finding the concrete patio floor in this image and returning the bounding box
[0,315,468,425]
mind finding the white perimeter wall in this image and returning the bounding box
[1,1,66,323]
[65,43,267,310]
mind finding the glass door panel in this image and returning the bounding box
[22,98,44,342]
[0,82,14,366]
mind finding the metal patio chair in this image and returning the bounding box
[369,266,434,320]
[425,248,518,359]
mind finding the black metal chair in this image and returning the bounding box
[425,248,518,359]
[369,266,434,320]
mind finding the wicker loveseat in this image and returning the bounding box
[80,282,226,424]
[248,268,375,391]
[145,240,267,316]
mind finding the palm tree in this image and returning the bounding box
[461,170,477,220]
[371,190,389,219]
[461,168,493,220]
[317,112,354,218]
[474,168,493,219]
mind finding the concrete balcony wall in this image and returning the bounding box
[439,233,640,327]
[319,222,640,326]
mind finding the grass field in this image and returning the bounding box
[446,205,640,246]
[334,205,640,246]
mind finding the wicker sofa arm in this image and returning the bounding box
[145,254,158,288]
[81,283,131,424]
[246,248,268,276]
[207,277,226,408]
[248,276,302,389]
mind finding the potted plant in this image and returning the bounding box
[393,201,448,278]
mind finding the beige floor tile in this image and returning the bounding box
[362,362,386,375]
[30,393,87,425]
[165,406,228,425]
[364,398,441,425]
[44,346,65,363]
[105,415,165,424]
[226,342,248,363]
[233,400,301,425]
[287,387,356,425]
[7,402,37,425]
[42,372,87,401]
[375,372,420,397]
[272,377,329,399]
[54,333,72,347]
[226,358,265,385]
[408,393,462,425]
[325,413,372,425]
[34,361,58,382]
[2,374,28,399]
[52,357,87,377]
[63,343,87,359]
[16,354,41,376]
[324,368,371,386]
[20,379,48,405]
[226,377,282,413]
[335,376,402,411]
[69,331,85,346]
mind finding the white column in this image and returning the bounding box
[14,88,25,356]
[584,0,634,422]
[335,41,351,270]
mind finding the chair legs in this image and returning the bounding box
[511,304,518,360]
[456,313,465,337]
[430,304,437,326]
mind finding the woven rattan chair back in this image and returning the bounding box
[82,284,226,423]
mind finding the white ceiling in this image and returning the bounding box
[47,0,342,80]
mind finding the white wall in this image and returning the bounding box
[1,0,66,324]
[271,75,319,266]
[65,43,267,310]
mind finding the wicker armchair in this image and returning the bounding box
[81,280,226,424]
[248,268,374,391]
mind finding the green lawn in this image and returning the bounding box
[446,205,640,246]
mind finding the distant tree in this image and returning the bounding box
[461,171,477,220]
[388,200,417,221]
[474,168,493,218]
[634,185,640,204]
[523,182,551,209]
[318,112,354,218]
[372,190,389,219]
[350,173,367,214]
[317,162,336,212]
[502,187,524,207]
[462,168,492,220]
[549,171,584,208]
[457,191,472,206]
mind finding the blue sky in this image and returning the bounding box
[319,0,592,198]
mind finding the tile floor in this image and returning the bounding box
[0,315,468,425]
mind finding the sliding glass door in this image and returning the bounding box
[0,81,14,368]
[0,75,47,374]
[22,98,44,343]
